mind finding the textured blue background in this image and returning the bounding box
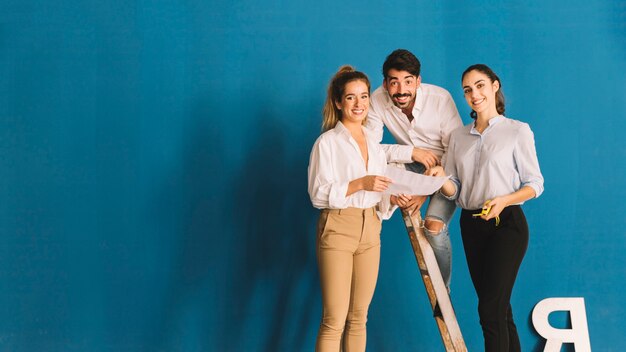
[1,1,625,351]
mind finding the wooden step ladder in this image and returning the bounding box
[401,209,467,351]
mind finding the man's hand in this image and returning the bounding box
[396,194,426,215]
[392,194,409,207]
[411,148,440,169]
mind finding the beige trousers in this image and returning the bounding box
[315,207,382,352]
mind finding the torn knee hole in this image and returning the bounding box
[424,219,444,234]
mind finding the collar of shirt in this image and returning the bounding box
[334,121,369,141]
[469,115,504,135]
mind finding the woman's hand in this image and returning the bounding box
[425,165,446,177]
[360,175,392,192]
[481,197,508,221]
[426,166,456,197]
[347,175,392,197]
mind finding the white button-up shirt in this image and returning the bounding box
[308,121,396,219]
[366,83,463,166]
[445,116,545,210]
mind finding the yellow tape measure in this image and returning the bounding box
[472,201,500,226]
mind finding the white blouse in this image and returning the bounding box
[308,121,396,220]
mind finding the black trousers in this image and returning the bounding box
[460,205,529,352]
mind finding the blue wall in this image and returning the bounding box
[1,0,625,350]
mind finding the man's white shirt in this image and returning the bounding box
[366,83,463,166]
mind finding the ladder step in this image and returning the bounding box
[402,209,467,352]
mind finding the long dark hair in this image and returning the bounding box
[462,64,505,119]
[321,65,371,131]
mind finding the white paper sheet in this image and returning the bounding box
[384,166,449,196]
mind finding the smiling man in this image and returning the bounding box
[366,49,463,288]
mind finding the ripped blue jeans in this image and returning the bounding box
[405,162,457,287]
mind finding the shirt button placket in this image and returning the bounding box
[476,137,482,176]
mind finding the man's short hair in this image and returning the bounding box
[382,49,421,79]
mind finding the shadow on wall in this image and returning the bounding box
[149,94,320,351]
[224,107,319,351]
[147,97,228,352]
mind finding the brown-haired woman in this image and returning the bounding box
[308,66,410,351]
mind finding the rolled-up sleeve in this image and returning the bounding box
[377,193,398,220]
[308,138,350,209]
[515,123,544,198]
[381,144,414,164]
[442,133,460,200]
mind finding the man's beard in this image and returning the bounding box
[391,93,414,108]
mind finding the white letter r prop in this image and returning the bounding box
[532,297,591,352]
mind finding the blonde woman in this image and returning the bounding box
[308,66,410,351]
